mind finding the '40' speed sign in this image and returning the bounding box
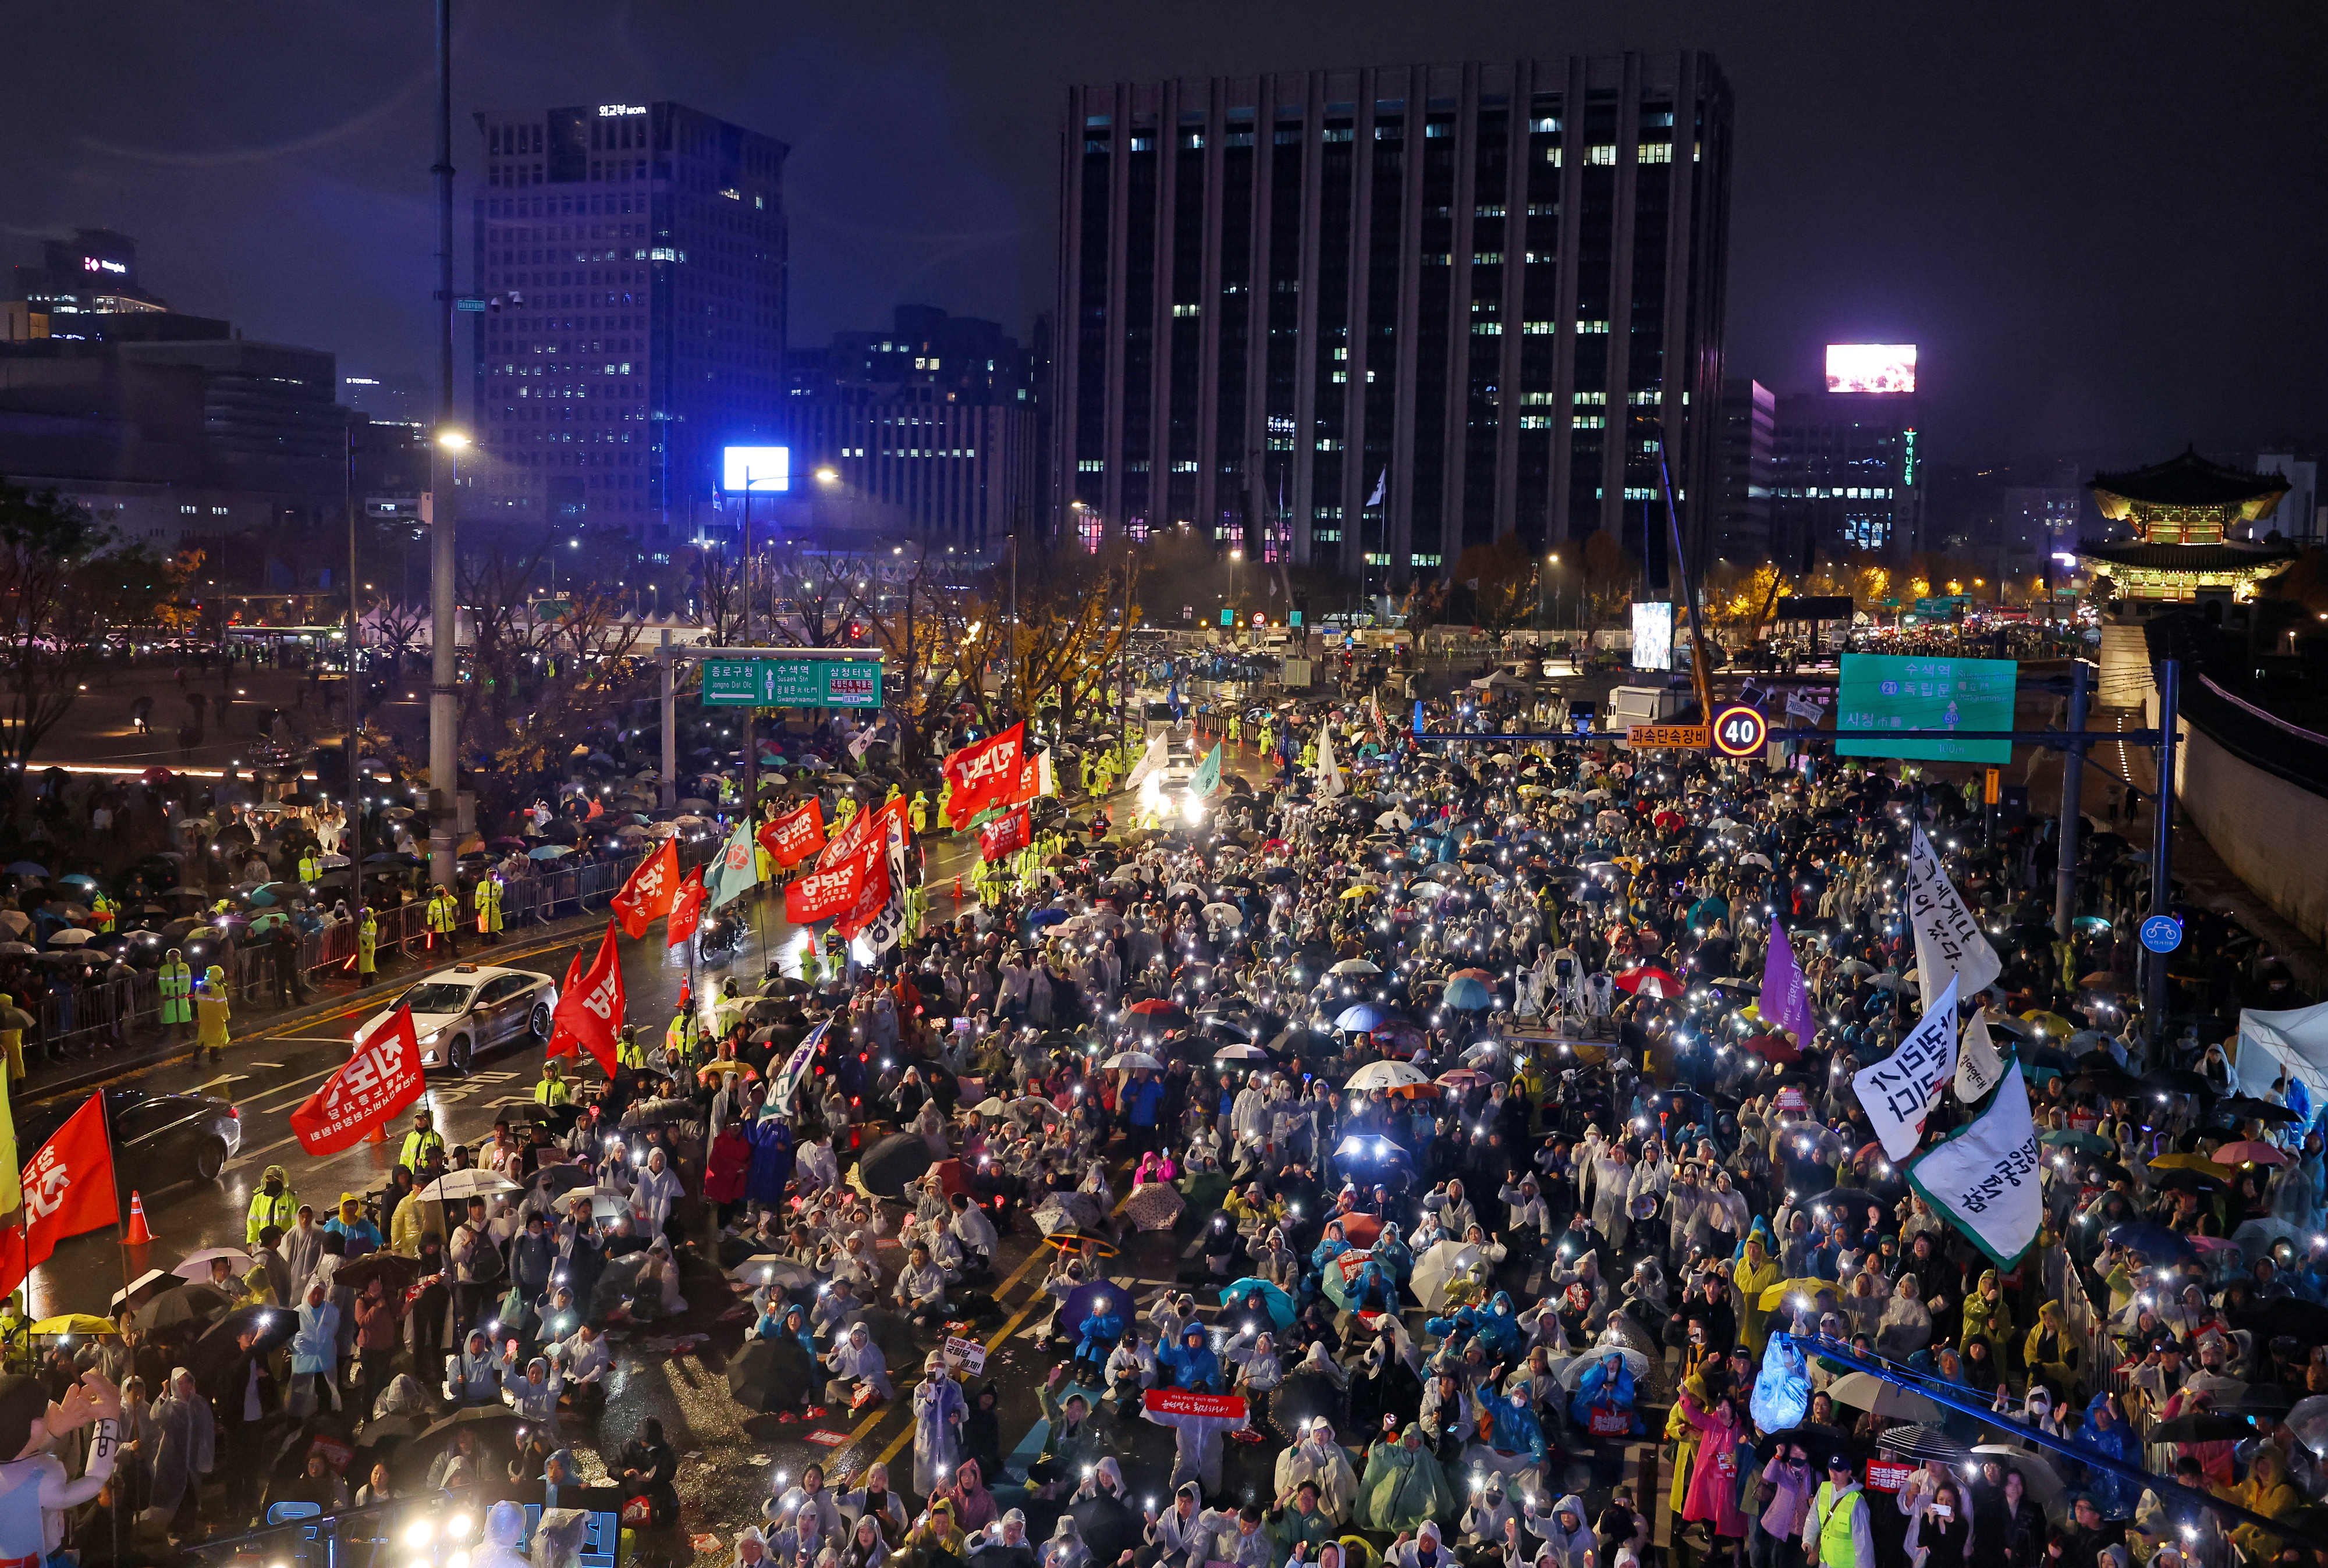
[1710,705,1768,758]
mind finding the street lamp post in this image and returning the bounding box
[425,0,460,893]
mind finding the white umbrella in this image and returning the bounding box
[1837,959,1876,978]
[1201,903,1244,929]
[1557,1343,1651,1387]
[728,1254,819,1290]
[1708,816,1740,830]
[1740,852,1772,868]
[1103,1051,1165,1071]
[1969,1444,2063,1503]
[1329,958,1382,976]
[1344,1059,1429,1091]
[973,1096,1010,1117]
[1410,1240,1484,1311]
[172,1248,255,1281]
[1407,881,1448,900]
[2290,1393,2328,1459]
[1828,1371,1942,1421]
[1376,810,1414,830]
[47,929,94,946]
[1213,1044,1271,1062]
[417,1170,521,1204]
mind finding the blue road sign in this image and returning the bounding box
[2139,915,2183,954]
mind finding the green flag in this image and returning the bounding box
[1193,744,1222,799]
[706,821,761,909]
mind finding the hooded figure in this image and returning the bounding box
[944,1457,1000,1532]
[1485,1383,1549,1469]
[1358,1425,1457,1534]
[1041,1511,1092,1568]
[1141,1381,1246,1494]
[1275,1420,1360,1524]
[913,1353,969,1497]
[445,1329,501,1405]
[141,1367,213,1527]
[826,1321,895,1405]
[1874,1274,1932,1359]
[1159,1325,1224,1393]
[503,1356,563,1428]
[1570,1352,1642,1436]
[474,1499,531,1568]
[1531,1495,1596,1568]
[2073,1394,2137,1519]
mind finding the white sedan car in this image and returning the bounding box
[353,962,560,1073]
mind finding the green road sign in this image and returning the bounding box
[700,658,882,708]
[1835,653,2016,763]
[1913,596,1968,616]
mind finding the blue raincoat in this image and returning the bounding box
[1159,1326,1224,1392]
[1568,1354,1641,1435]
[2073,1393,2138,1517]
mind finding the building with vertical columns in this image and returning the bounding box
[1055,54,1733,587]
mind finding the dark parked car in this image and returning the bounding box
[16,1087,243,1184]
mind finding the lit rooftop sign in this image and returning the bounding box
[1825,344,1917,395]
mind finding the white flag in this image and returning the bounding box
[1956,1008,2006,1103]
[1905,1059,2043,1267]
[1366,470,1387,508]
[1122,733,1170,794]
[1315,723,1344,799]
[1853,975,1961,1161]
[1907,825,2002,1003]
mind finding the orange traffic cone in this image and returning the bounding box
[123,1191,155,1246]
[952,874,964,903]
[364,1119,386,1144]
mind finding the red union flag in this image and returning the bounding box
[760,799,825,869]
[548,921,624,1073]
[0,1092,118,1296]
[833,848,893,940]
[942,723,1024,829]
[977,806,1031,863]
[290,1006,428,1154]
[609,840,680,938]
[545,948,586,1061]
[666,867,707,950]
[785,855,866,923]
[817,797,899,874]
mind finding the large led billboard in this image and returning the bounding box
[1631,601,1673,671]
[721,446,791,492]
[1825,344,1918,395]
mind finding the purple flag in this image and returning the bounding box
[1759,922,1816,1042]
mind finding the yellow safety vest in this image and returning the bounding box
[474,881,503,932]
[534,1077,572,1106]
[428,895,457,933]
[1815,1482,1866,1568]
[398,1128,446,1169]
[357,915,378,970]
[299,854,321,883]
[157,962,193,1023]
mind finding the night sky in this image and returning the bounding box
[6,1,2322,466]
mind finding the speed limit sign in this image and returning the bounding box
[1711,704,1768,758]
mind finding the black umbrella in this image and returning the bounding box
[839,1306,919,1370]
[1876,1423,1971,1462]
[1811,1189,1883,1220]
[134,1279,233,1335]
[350,1412,423,1480]
[727,1337,817,1411]
[2220,1097,2301,1125]
[336,1253,423,1294]
[1761,1424,1862,1464]
[1069,1495,1144,1562]
[858,1132,936,1199]
[401,1406,523,1481]
[190,1302,296,1376]
[2154,1168,2226,1194]
[2139,1068,2215,1097]
[2231,1297,2328,1342]
[589,1252,651,1319]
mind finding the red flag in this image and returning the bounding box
[548,920,624,1074]
[759,799,825,869]
[817,797,900,873]
[977,805,1032,863]
[833,848,893,940]
[785,855,868,923]
[941,723,1024,829]
[609,840,680,939]
[666,867,707,950]
[545,948,586,1060]
[290,1006,428,1154]
[0,1092,118,1297]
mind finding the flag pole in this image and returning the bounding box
[98,1090,132,1305]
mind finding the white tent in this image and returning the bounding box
[2234,1000,2328,1110]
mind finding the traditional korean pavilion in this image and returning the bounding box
[2081,447,2295,603]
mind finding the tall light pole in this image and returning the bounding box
[425,0,461,891]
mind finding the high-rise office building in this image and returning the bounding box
[470,101,787,540]
[1768,347,1923,567]
[1056,53,1733,584]
[775,306,1040,555]
[1710,378,1773,563]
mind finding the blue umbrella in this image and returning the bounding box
[2105,1222,2196,1259]
[1335,1002,1394,1032]
[1218,1277,1295,1332]
[1443,976,1494,1011]
[528,844,574,860]
[1027,908,1069,927]
[246,881,292,906]
[5,862,48,878]
[1057,1278,1127,1345]
[57,873,98,891]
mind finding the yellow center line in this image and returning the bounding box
[853,1182,1135,1471]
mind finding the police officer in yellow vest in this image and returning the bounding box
[91,893,118,934]
[798,937,822,987]
[157,948,193,1040]
[616,1025,648,1071]
[427,883,460,955]
[909,791,928,835]
[534,1060,572,1107]
[194,963,232,1062]
[665,1004,698,1065]
[297,848,322,884]
[246,1164,298,1245]
[474,874,503,945]
[0,993,31,1083]
[397,1107,446,1171]
[1805,1457,1874,1568]
[356,907,378,986]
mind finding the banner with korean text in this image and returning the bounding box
[1904,1059,2042,1267]
[1853,975,1961,1161]
[292,1007,428,1154]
